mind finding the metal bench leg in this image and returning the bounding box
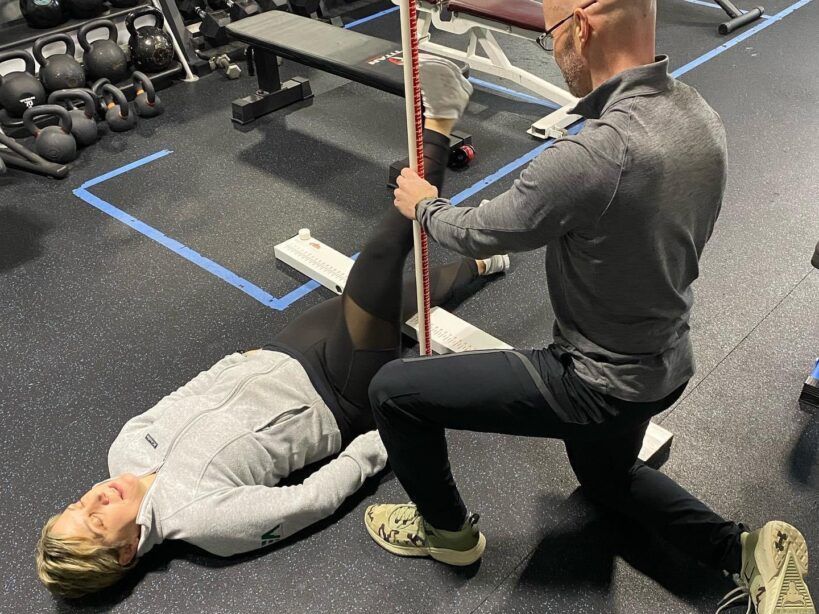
[231,47,314,125]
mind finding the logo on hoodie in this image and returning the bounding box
[145,434,158,449]
[261,524,282,547]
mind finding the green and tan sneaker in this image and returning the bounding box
[364,503,486,566]
[717,521,815,614]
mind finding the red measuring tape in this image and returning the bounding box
[399,0,433,356]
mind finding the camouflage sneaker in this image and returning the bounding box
[364,503,486,566]
[717,521,815,614]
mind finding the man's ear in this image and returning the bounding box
[573,9,592,48]
[117,538,137,566]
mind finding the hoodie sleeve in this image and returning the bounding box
[172,431,388,557]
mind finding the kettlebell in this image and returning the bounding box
[78,20,130,84]
[48,89,100,147]
[64,0,105,18]
[126,8,174,73]
[18,0,68,29]
[0,51,47,119]
[131,71,164,118]
[33,34,86,93]
[98,83,136,132]
[23,104,77,164]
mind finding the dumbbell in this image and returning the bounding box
[195,8,232,46]
[208,0,260,19]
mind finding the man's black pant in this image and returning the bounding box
[369,345,746,573]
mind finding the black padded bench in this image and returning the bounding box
[226,10,473,185]
[227,10,467,124]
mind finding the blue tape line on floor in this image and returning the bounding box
[672,0,813,78]
[75,0,811,313]
[468,78,562,110]
[344,5,399,29]
[81,149,173,189]
[74,152,324,312]
[450,123,585,206]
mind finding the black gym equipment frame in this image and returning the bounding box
[712,0,765,35]
[226,11,473,184]
[226,11,470,120]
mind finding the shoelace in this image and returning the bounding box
[391,505,421,527]
[715,584,752,614]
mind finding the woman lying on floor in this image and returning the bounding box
[35,58,501,599]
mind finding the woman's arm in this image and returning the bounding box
[175,431,388,556]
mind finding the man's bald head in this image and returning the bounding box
[543,0,657,97]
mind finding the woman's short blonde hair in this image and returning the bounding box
[35,514,137,599]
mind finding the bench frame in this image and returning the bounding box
[402,0,581,139]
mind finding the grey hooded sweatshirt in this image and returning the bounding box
[105,349,388,558]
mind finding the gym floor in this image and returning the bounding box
[2,0,817,612]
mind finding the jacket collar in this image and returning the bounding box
[571,55,673,119]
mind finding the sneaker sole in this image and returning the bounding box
[365,521,486,567]
[757,522,815,614]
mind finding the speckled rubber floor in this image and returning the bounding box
[1,1,817,613]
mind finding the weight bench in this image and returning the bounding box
[227,10,473,181]
[274,230,676,467]
[396,0,581,139]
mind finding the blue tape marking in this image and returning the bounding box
[75,0,811,312]
[73,186,311,311]
[468,78,562,110]
[344,5,399,29]
[812,358,819,380]
[81,150,174,189]
[74,152,333,311]
[672,0,813,78]
[450,123,585,206]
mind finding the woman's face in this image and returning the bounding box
[50,474,145,563]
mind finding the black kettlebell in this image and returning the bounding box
[98,83,136,132]
[126,7,174,73]
[18,0,68,29]
[78,20,130,84]
[48,89,100,147]
[131,71,164,118]
[0,51,47,119]
[64,0,105,18]
[33,34,86,93]
[23,104,77,164]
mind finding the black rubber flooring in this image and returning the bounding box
[1,1,817,612]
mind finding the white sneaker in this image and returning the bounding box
[716,521,815,614]
[419,54,473,120]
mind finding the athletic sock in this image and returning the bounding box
[479,254,510,276]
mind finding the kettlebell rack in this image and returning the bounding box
[0,0,203,137]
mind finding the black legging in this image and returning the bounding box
[273,129,483,444]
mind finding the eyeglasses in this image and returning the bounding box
[536,0,598,54]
